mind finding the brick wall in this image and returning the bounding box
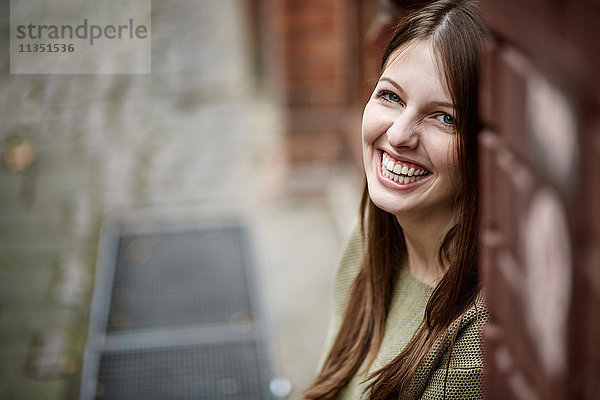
[264,0,366,163]
[479,0,600,398]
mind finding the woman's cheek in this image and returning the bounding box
[361,103,375,143]
[441,138,461,188]
[362,103,387,144]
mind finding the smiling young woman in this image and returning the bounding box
[303,1,488,399]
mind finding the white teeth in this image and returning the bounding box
[382,167,428,184]
[381,152,430,182]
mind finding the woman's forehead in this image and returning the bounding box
[383,39,444,78]
[380,39,453,106]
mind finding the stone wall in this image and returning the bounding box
[479,0,600,398]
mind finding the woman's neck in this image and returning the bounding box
[396,209,454,287]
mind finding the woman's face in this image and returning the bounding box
[362,39,461,222]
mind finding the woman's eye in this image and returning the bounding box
[436,113,455,126]
[377,90,401,103]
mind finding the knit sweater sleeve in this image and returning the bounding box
[413,294,489,400]
[421,367,483,399]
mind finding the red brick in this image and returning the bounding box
[338,104,363,159]
[284,62,337,81]
[491,142,522,256]
[284,50,340,78]
[484,326,539,400]
[496,46,531,162]
[584,121,600,239]
[283,0,340,14]
[285,80,346,106]
[567,248,600,399]
[283,37,344,61]
[481,0,548,53]
[482,0,599,107]
[274,13,337,31]
[478,130,500,231]
[286,106,345,133]
[484,326,515,399]
[285,129,344,163]
[482,241,549,392]
[282,20,336,42]
[480,39,499,129]
[566,0,600,85]
[478,1,600,398]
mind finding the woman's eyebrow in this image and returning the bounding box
[379,77,454,110]
[428,100,455,110]
[379,77,406,97]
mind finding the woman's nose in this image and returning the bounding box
[385,111,420,149]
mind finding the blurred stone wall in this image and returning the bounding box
[0,0,283,398]
[479,0,600,398]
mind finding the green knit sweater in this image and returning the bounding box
[319,224,488,399]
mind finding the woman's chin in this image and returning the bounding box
[367,186,417,217]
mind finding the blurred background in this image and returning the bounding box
[0,0,599,399]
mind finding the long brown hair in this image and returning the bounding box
[303,1,487,399]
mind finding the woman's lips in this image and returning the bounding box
[376,150,431,188]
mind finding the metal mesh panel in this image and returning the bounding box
[96,341,268,400]
[107,226,253,332]
[81,222,275,400]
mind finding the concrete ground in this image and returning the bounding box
[0,0,362,399]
